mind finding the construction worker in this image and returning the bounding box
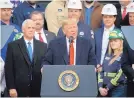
[45,0,68,35]
[128,2,134,25]
[0,1,21,61]
[94,4,119,70]
[57,0,93,44]
[98,29,127,97]
[12,0,46,28]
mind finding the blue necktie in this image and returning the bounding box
[27,42,32,62]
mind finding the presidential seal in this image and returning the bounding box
[58,70,79,92]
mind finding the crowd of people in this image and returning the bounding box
[0,0,134,97]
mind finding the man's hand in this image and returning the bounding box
[9,89,17,97]
[99,87,108,96]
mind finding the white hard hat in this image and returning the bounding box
[0,1,13,8]
[101,4,117,15]
[128,3,134,13]
[67,0,82,9]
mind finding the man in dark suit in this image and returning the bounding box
[30,11,56,44]
[121,39,134,97]
[42,18,97,66]
[115,0,133,27]
[5,19,47,97]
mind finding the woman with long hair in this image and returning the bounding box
[98,29,127,97]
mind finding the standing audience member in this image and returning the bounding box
[57,0,94,45]
[45,0,68,35]
[0,1,21,61]
[115,0,133,27]
[12,0,47,30]
[98,29,127,97]
[14,11,56,44]
[5,19,47,97]
[121,3,134,97]
[94,4,118,69]
[81,0,103,31]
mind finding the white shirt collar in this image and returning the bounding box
[66,37,76,43]
[35,28,44,34]
[24,38,33,45]
[104,25,115,31]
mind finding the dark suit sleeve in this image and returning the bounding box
[121,39,134,80]
[57,28,64,37]
[87,40,97,66]
[41,41,53,65]
[5,43,16,89]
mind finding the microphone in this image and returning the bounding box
[69,36,74,43]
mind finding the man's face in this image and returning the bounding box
[119,0,131,7]
[103,15,116,28]
[63,23,78,39]
[22,21,36,40]
[31,14,44,30]
[1,8,12,21]
[68,9,81,21]
[129,12,134,25]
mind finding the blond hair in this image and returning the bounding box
[108,39,123,65]
[62,18,77,29]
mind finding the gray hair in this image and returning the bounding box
[22,19,34,28]
[30,11,44,19]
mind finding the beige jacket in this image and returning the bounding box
[45,0,68,35]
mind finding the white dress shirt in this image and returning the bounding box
[34,29,47,43]
[66,37,76,65]
[121,2,134,14]
[24,38,34,54]
[100,25,115,65]
[0,57,6,92]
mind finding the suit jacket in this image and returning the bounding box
[5,37,47,97]
[115,4,129,28]
[42,36,97,66]
[94,27,118,64]
[44,29,56,44]
[121,39,134,80]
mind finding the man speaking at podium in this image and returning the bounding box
[42,18,97,66]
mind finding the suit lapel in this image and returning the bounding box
[18,37,31,66]
[59,37,69,64]
[76,37,82,65]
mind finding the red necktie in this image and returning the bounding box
[122,7,127,20]
[38,33,44,42]
[69,41,74,65]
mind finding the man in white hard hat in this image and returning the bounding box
[94,4,119,77]
[45,0,68,35]
[127,2,134,25]
[0,1,21,61]
[57,0,94,46]
[115,0,133,27]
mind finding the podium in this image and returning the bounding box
[41,65,98,97]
